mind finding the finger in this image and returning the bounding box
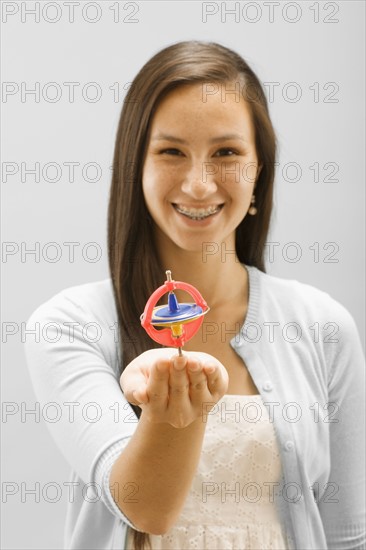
[203,363,228,396]
[167,355,191,407]
[166,355,192,427]
[187,359,208,395]
[146,359,170,407]
[169,355,190,397]
[130,388,148,406]
[121,369,148,405]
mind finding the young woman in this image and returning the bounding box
[25,41,365,550]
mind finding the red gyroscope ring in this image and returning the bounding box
[140,270,210,355]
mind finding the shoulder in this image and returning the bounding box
[252,266,354,325]
[249,266,364,380]
[27,278,118,328]
[247,265,363,351]
[25,278,120,372]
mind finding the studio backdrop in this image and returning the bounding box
[2,1,365,549]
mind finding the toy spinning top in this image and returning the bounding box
[140,270,210,356]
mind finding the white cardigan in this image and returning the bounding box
[24,265,365,549]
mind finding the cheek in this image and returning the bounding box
[142,185,159,220]
[141,161,159,205]
[142,174,169,221]
[215,157,258,187]
[143,161,179,202]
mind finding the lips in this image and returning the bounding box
[172,203,224,220]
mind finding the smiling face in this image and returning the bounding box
[142,82,261,256]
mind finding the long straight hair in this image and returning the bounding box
[107,40,277,549]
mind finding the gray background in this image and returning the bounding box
[1,1,365,548]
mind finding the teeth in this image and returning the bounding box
[175,204,221,220]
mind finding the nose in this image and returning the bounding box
[180,162,218,199]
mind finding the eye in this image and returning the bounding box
[159,148,184,156]
[215,148,239,157]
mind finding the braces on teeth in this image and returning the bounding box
[175,205,220,220]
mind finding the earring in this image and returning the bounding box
[248,195,257,215]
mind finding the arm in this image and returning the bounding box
[319,306,365,549]
[110,350,228,534]
[23,291,139,523]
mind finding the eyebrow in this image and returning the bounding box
[151,133,248,144]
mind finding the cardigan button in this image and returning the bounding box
[262,381,273,392]
[284,440,295,451]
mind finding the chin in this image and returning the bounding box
[176,240,207,254]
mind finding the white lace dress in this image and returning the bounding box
[126,394,289,550]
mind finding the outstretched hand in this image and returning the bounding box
[121,348,228,428]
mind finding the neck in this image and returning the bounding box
[155,238,248,311]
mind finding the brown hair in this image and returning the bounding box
[107,40,277,549]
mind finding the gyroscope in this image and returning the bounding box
[140,270,210,355]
